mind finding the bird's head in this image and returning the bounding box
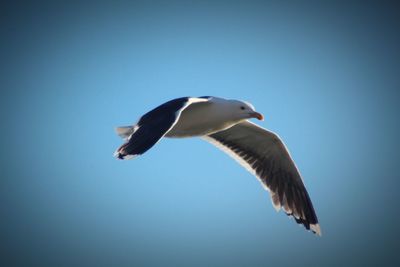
[230,100,264,121]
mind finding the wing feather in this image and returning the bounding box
[114,97,208,159]
[203,121,321,235]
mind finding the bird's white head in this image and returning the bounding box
[229,100,264,121]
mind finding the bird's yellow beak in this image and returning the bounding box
[251,111,264,121]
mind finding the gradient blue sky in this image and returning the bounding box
[1,1,399,267]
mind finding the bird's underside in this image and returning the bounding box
[114,96,321,235]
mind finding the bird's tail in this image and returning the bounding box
[114,126,136,160]
[115,126,135,140]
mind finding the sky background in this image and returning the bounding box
[1,1,399,267]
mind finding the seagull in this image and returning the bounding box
[114,96,321,235]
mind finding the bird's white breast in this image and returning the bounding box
[165,99,239,138]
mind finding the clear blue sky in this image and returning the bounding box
[1,1,399,266]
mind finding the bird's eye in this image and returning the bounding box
[240,106,245,110]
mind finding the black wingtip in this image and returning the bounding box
[113,150,123,159]
[113,147,137,160]
[285,212,321,236]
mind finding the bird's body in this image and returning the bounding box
[114,96,321,235]
[166,97,250,137]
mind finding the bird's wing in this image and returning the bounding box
[203,120,320,235]
[114,97,210,159]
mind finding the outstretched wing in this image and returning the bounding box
[114,97,209,159]
[203,121,321,235]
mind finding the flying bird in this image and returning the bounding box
[114,96,321,235]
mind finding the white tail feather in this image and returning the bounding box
[115,126,135,140]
